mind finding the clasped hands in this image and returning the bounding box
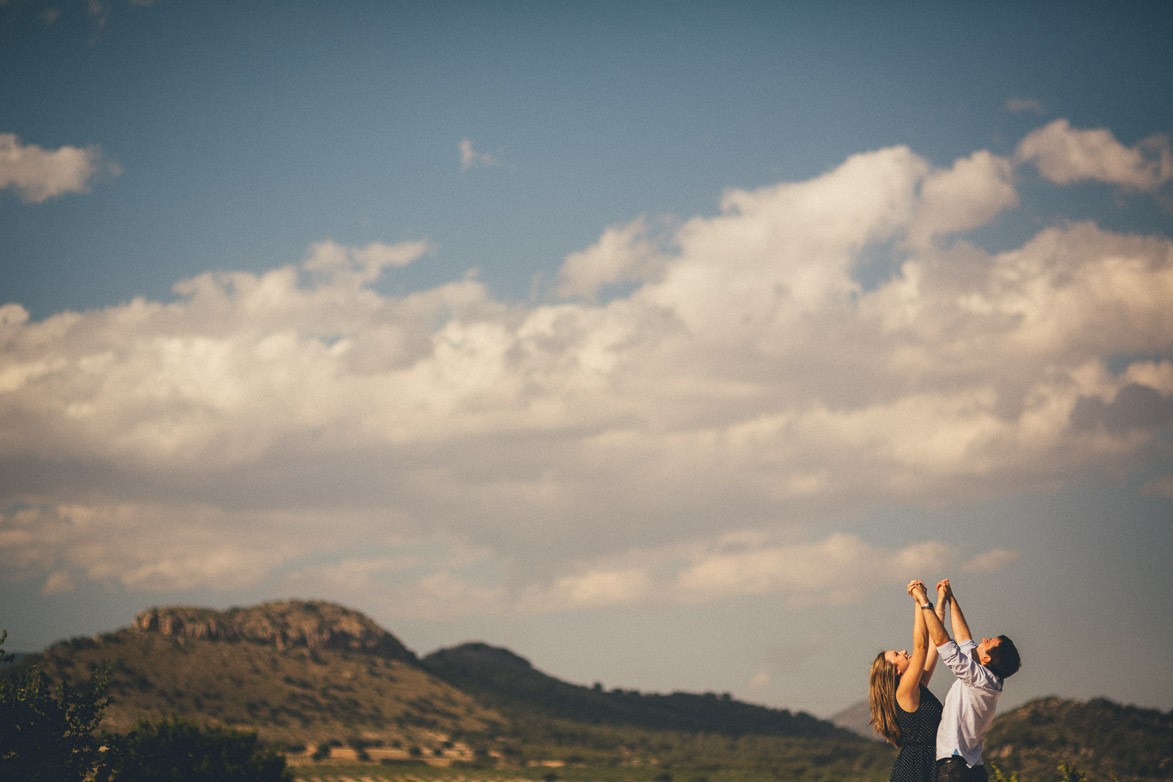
[907,578,952,603]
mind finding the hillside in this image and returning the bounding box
[421,641,848,739]
[17,600,503,752]
[7,599,896,777]
[985,696,1172,781]
[830,698,878,741]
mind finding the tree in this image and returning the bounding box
[98,714,291,782]
[0,630,110,782]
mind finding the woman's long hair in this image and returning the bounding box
[868,651,902,746]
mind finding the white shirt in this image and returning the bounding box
[936,638,1003,767]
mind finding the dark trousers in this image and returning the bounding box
[937,757,989,782]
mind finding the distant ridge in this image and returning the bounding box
[830,698,879,741]
[422,641,849,739]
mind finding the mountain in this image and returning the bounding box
[985,696,1172,782]
[830,698,879,741]
[14,600,503,751]
[421,641,850,739]
[9,600,860,759]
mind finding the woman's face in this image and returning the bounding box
[885,649,911,676]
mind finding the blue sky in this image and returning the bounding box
[2,0,1172,721]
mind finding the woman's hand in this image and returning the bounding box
[907,579,928,602]
[937,579,952,602]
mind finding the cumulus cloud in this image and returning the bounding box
[962,548,1020,573]
[1016,119,1173,191]
[516,532,1009,613]
[0,502,335,593]
[0,133,115,203]
[1,123,1171,612]
[555,217,670,300]
[459,138,501,171]
[280,553,507,621]
[672,534,955,608]
[302,238,432,285]
[907,150,1018,247]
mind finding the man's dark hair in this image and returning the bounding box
[986,635,1020,679]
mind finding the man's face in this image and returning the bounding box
[976,636,1001,664]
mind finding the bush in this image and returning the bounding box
[0,631,109,782]
[98,715,290,782]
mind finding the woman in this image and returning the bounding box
[869,579,948,782]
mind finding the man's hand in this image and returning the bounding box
[937,579,952,601]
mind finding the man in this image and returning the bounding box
[908,579,1021,782]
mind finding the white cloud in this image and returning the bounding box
[556,217,668,299]
[0,502,348,592]
[1142,474,1173,498]
[459,138,501,171]
[2,123,1171,610]
[907,150,1018,247]
[515,532,1013,613]
[281,556,507,621]
[520,567,652,612]
[303,239,432,285]
[1005,98,1044,114]
[640,145,927,346]
[0,133,115,203]
[672,533,952,607]
[962,548,1020,573]
[42,570,76,595]
[1016,119,1173,191]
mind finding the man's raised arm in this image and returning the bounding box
[909,580,951,647]
[942,579,972,644]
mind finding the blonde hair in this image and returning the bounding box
[868,651,902,747]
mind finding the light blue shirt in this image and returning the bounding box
[935,638,1003,767]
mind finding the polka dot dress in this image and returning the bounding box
[890,685,943,782]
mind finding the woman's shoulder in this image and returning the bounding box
[918,684,942,705]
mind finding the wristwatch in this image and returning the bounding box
[920,601,934,610]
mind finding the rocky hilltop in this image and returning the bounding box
[134,599,415,661]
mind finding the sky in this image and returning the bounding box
[1,0,1172,722]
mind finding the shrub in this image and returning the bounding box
[98,715,291,782]
[0,631,109,782]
